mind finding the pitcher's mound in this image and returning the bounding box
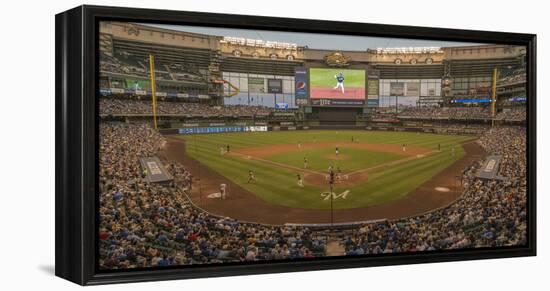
[326,154,349,160]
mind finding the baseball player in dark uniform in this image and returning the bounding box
[247,170,257,184]
[333,72,345,94]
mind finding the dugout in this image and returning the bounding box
[139,157,173,184]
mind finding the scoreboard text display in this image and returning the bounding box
[267,79,283,93]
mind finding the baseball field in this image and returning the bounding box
[174,130,476,212]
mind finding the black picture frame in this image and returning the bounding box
[55,5,536,285]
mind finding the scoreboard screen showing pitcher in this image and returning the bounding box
[309,68,366,106]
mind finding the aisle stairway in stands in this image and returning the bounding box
[326,238,346,256]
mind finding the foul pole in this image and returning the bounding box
[149,54,158,129]
[491,67,497,127]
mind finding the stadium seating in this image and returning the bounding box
[98,122,526,268]
[342,127,526,254]
[99,123,326,268]
[100,98,275,117]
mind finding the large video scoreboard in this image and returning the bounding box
[309,68,366,106]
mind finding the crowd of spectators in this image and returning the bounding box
[100,53,206,83]
[99,122,325,269]
[495,107,526,121]
[398,106,493,119]
[342,126,526,255]
[497,68,526,86]
[433,124,490,135]
[98,120,526,269]
[100,53,148,78]
[381,106,526,122]
[100,98,274,117]
[370,111,400,123]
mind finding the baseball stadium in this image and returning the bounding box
[98,21,527,269]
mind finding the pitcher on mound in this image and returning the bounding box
[333,72,345,94]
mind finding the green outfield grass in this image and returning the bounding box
[266,147,403,173]
[179,130,474,210]
[309,68,365,88]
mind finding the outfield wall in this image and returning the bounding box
[159,124,486,136]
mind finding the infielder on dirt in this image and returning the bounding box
[247,170,257,184]
[296,173,304,187]
[219,183,227,199]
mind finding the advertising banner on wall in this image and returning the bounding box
[245,126,268,132]
[294,67,308,100]
[367,68,380,99]
[248,77,265,93]
[368,79,379,97]
[125,79,151,91]
[310,99,364,106]
[390,82,405,96]
[110,88,125,94]
[100,88,112,95]
[367,99,379,107]
[267,79,283,93]
[178,126,246,134]
[295,99,308,105]
[405,82,420,97]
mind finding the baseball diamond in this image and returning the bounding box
[157,130,480,224]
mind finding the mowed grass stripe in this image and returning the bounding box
[334,150,463,208]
